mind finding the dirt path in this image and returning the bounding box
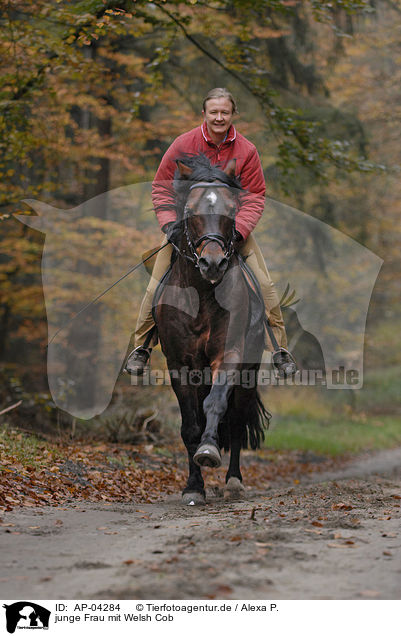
[1,448,401,600]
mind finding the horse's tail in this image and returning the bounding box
[247,391,271,450]
[219,389,271,452]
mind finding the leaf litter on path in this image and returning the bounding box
[0,435,352,511]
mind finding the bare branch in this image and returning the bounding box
[0,401,22,417]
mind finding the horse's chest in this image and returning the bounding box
[191,302,228,352]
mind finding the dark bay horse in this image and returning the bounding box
[155,154,270,505]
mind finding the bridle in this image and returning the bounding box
[179,181,238,268]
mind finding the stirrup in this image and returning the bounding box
[124,346,151,376]
[272,347,297,378]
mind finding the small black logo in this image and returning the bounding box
[3,603,51,634]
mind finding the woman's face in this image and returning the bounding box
[203,97,234,139]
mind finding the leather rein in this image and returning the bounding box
[178,181,238,268]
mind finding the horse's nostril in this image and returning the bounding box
[218,257,228,271]
[198,257,209,270]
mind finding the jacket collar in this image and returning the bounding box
[201,122,236,146]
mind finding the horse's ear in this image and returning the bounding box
[224,158,237,179]
[176,161,193,179]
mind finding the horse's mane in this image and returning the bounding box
[173,153,242,218]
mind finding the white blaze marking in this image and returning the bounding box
[206,191,217,206]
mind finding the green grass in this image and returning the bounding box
[0,428,62,467]
[105,454,138,469]
[262,364,401,456]
[265,415,401,457]
[352,365,401,412]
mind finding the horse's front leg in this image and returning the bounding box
[224,389,248,499]
[193,359,238,468]
[170,378,206,505]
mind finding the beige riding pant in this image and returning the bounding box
[134,233,287,351]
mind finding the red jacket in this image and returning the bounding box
[152,122,266,240]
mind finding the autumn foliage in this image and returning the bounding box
[0,0,400,483]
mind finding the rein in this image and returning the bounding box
[177,181,237,268]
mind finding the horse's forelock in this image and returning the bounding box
[174,153,242,192]
[173,153,241,219]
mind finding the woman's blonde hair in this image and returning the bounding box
[202,88,238,114]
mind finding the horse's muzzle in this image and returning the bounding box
[198,253,229,284]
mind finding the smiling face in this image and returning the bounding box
[202,97,234,144]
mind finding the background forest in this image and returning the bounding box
[0,0,400,450]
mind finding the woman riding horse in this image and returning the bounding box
[126,87,295,377]
[155,153,270,503]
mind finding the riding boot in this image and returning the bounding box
[124,346,152,376]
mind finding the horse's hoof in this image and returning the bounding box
[223,477,246,500]
[193,444,221,468]
[182,492,206,506]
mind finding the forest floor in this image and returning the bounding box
[1,443,401,600]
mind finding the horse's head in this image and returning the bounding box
[174,154,241,285]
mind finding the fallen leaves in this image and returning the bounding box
[327,541,357,549]
[214,584,233,596]
[0,438,187,511]
[0,433,346,512]
[332,502,353,511]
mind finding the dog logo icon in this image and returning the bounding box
[3,602,51,634]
